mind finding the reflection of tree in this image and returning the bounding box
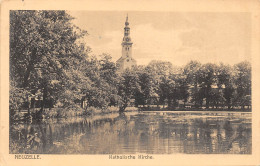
[222,123,251,154]
[10,113,251,154]
[189,119,213,153]
[10,122,43,153]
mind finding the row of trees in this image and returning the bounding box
[10,10,251,113]
[129,60,251,110]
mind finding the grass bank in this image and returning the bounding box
[10,106,139,121]
[138,106,251,112]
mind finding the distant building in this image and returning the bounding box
[116,15,137,72]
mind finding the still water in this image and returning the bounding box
[10,111,251,154]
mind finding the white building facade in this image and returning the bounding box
[116,15,137,71]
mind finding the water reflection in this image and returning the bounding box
[10,111,251,154]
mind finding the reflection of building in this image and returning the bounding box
[116,15,137,72]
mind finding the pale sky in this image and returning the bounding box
[69,11,251,66]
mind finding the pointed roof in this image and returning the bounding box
[125,14,129,26]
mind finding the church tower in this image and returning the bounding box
[116,15,137,72]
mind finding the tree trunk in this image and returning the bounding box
[119,103,128,112]
[41,86,47,111]
[206,99,209,109]
[81,97,85,108]
[23,48,37,88]
[167,98,172,109]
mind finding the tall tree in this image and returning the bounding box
[216,63,234,109]
[197,63,218,109]
[176,73,189,108]
[118,68,140,112]
[135,66,157,107]
[233,61,251,109]
[83,54,119,109]
[10,10,87,110]
[183,61,202,108]
[146,60,174,107]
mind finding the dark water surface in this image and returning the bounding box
[10,111,251,154]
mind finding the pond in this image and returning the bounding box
[10,111,251,154]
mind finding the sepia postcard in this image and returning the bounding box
[1,0,260,165]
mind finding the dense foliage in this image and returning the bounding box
[10,11,251,115]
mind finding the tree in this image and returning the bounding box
[176,73,189,108]
[146,60,174,107]
[134,66,157,107]
[233,61,251,109]
[167,74,180,109]
[216,63,234,109]
[9,81,31,112]
[10,10,87,110]
[183,61,202,108]
[197,63,218,109]
[83,54,119,109]
[118,68,140,112]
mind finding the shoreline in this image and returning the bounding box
[139,108,251,112]
[10,106,251,122]
[138,107,251,112]
[140,110,252,113]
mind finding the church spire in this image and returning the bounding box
[125,14,129,26]
[116,15,137,71]
[124,14,130,37]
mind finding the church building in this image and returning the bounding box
[116,15,137,71]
